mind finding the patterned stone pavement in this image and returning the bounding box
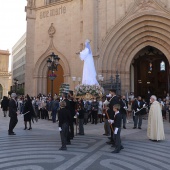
[0,110,170,170]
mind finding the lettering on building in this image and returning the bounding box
[40,6,66,19]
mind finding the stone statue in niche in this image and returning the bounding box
[48,23,56,37]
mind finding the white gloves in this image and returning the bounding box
[114,128,118,134]
[59,127,62,131]
[103,114,105,116]
[143,104,146,107]
[137,108,140,111]
[76,112,79,115]
[123,106,127,110]
[108,119,114,124]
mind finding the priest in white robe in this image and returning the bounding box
[79,39,99,85]
[147,95,165,141]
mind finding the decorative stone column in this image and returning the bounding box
[25,3,36,96]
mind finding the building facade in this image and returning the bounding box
[0,50,11,99]
[12,33,26,92]
[25,0,170,97]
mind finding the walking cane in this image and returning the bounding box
[105,109,114,133]
[20,111,30,116]
[74,112,78,136]
[76,115,78,135]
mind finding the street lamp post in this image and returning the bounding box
[47,52,60,99]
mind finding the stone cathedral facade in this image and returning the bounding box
[25,0,170,97]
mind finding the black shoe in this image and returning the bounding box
[111,144,115,147]
[67,142,71,145]
[8,132,16,135]
[59,147,67,150]
[106,141,115,145]
[133,127,136,129]
[103,134,107,136]
[123,126,126,129]
[28,127,32,130]
[108,137,111,140]
[24,127,27,130]
[120,146,124,150]
[111,149,120,153]
[91,122,94,124]
[78,133,84,135]
[138,127,142,129]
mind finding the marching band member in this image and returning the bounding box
[58,101,71,150]
[120,95,128,129]
[106,89,119,145]
[132,96,145,129]
[108,104,124,153]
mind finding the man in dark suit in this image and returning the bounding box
[62,93,71,144]
[109,89,119,111]
[58,101,71,150]
[106,89,119,145]
[62,93,70,110]
[68,90,76,139]
[120,95,128,129]
[132,96,145,129]
[8,93,18,135]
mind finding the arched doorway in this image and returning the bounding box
[99,11,170,95]
[130,46,169,98]
[47,64,64,95]
[0,84,3,99]
[33,48,70,96]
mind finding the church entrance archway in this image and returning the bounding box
[130,46,169,98]
[0,84,3,99]
[47,64,64,95]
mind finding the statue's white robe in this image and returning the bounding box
[147,101,165,141]
[80,47,98,85]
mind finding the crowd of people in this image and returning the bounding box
[0,89,168,153]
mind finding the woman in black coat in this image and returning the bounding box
[1,96,9,117]
[77,103,85,135]
[23,95,34,130]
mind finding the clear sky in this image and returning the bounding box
[0,0,27,71]
[0,0,27,51]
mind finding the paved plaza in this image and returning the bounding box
[0,111,170,170]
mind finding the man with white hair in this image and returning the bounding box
[147,95,165,141]
[8,93,18,135]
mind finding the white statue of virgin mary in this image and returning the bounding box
[79,39,99,85]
